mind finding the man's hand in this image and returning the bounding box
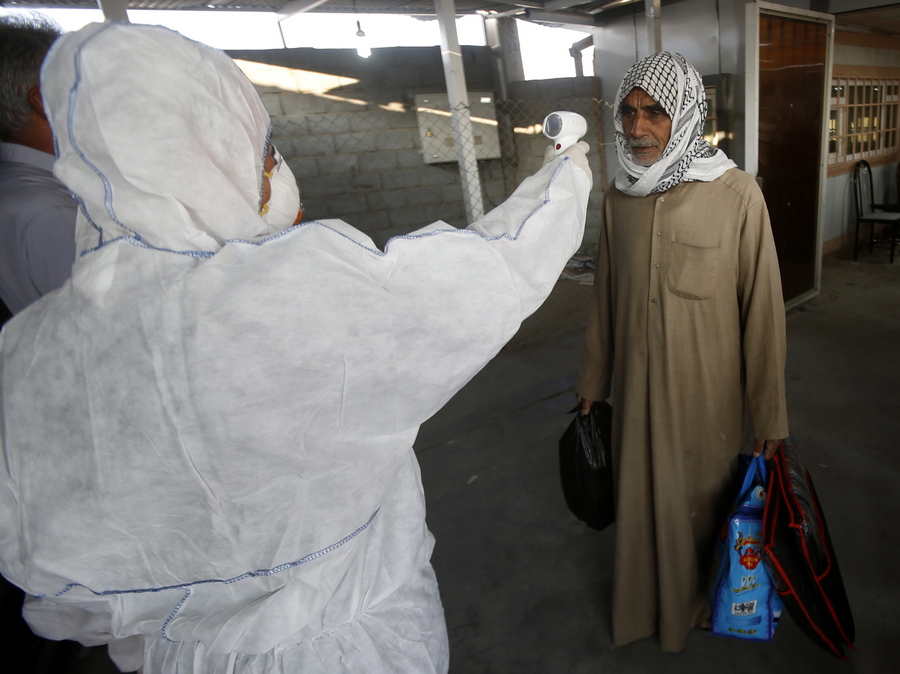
[753,438,782,460]
[576,394,593,415]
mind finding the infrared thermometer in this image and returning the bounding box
[542,111,587,154]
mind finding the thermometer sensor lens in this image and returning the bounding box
[545,113,563,138]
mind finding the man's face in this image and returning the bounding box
[620,88,672,167]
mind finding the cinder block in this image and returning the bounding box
[315,154,358,176]
[347,210,392,233]
[300,196,332,220]
[281,92,328,115]
[375,129,417,152]
[429,202,466,227]
[346,110,395,133]
[402,186,442,206]
[440,184,464,203]
[302,175,355,198]
[395,149,426,169]
[259,93,283,117]
[327,194,368,217]
[387,110,419,130]
[334,133,378,155]
[291,135,336,158]
[350,173,382,191]
[356,151,398,173]
[306,113,354,136]
[387,205,430,230]
[418,166,458,187]
[381,169,421,190]
[483,176,508,196]
[365,191,403,212]
[271,114,309,138]
[285,157,319,180]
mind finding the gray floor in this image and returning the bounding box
[9,253,898,672]
[417,254,898,674]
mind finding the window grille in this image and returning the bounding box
[829,75,900,169]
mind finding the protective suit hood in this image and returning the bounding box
[42,22,273,257]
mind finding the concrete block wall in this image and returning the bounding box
[229,45,501,248]
[229,47,603,253]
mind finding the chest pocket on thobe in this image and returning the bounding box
[667,239,720,300]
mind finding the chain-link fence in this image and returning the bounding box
[257,83,606,246]
[239,53,606,343]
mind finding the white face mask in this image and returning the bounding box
[260,148,302,233]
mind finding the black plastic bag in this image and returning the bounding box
[558,402,614,530]
[763,437,855,659]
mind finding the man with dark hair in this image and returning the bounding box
[0,12,77,317]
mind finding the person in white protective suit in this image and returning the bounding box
[0,22,592,674]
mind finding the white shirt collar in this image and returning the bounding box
[0,142,56,173]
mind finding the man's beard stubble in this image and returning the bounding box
[628,139,661,167]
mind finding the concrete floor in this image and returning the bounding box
[418,254,898,674]
[5,253,898,673]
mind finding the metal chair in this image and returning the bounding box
[852,160,900,263]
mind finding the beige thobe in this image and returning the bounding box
[577,168,789,652]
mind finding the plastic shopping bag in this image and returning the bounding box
[709,454,782,641]
[558,402,614,531]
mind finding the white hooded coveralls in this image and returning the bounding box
[0,22,591,674]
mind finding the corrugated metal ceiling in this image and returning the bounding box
[0,0,585,15]
[2,0,899,35]
[0,0,625,20]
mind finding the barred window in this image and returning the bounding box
[703,85,718,146]
[829,75,900,169]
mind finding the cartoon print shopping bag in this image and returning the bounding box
[709,455,782,641]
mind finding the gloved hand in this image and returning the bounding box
[543,141,592,188]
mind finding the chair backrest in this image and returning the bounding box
[852,160,875,218]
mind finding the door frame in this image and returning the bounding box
[744,1,835,310]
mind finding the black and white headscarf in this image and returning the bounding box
[614,51,735,197]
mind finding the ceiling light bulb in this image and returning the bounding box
[355,21,371,59]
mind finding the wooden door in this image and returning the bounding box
[757,14,828,304]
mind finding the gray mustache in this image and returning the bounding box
[629,139,660,149]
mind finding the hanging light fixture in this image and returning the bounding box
[356,20,371,59]
[353,0,371,59]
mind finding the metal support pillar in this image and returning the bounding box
[97,0,129,22]
[569,35,593,78]
[485,16,525,100]
[645,0,661,53]
[435,0,484,222]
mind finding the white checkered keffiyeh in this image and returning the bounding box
[614,52,736,197]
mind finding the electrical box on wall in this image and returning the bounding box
[414,92,501,164]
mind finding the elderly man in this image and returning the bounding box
[0,13,77,318]
[0,21,591,674]
[576,52,788,653]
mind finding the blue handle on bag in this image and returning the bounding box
[737,455,768,506]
